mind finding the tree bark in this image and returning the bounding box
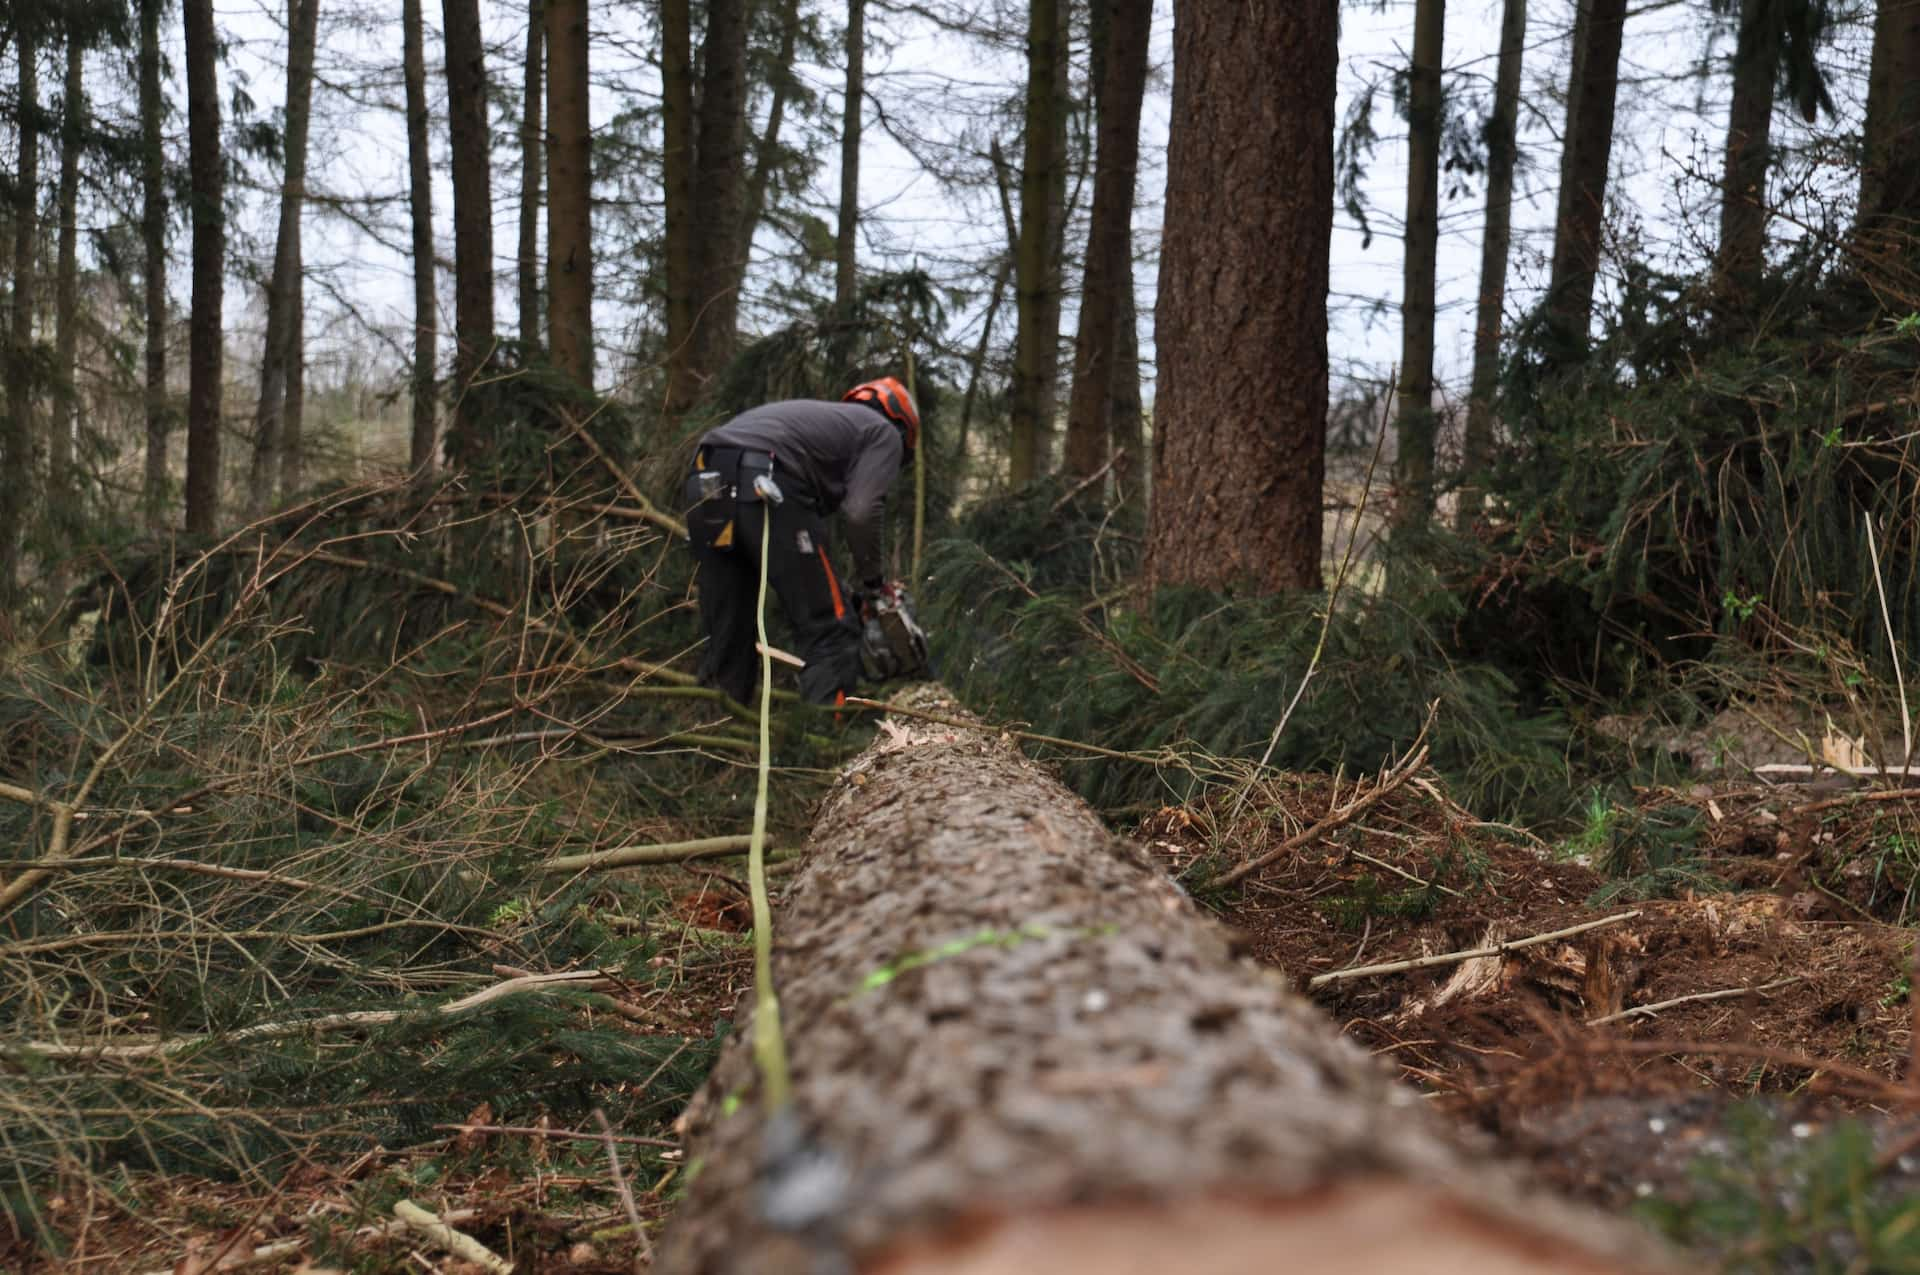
[53,33,83,543]
[519,0,544,352]
[1009,0,1063,486]
[140,0,171,526]
[443,0,496,450]
[1858,0,1920,240]
[281,235,305,496]
[735,0,802,295]
[834,0,866,313]
[545,0,592,386]
[1110,281,1143,507]
[248,0,321,517]
[1457,0,1525,532]
[686,0,749,395]
[403,0,438,475]
[660,0,697,415]
[1716,0,1780,302]
[659,689,1667,1275]
[1543,0,1627,359]
[1063,0,1149,486]
[2,27,40,604]
[1393,0,1445,529]
[184,0,225,536]
[1148,0,1333,595]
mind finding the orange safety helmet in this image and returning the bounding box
[843,376,921,452]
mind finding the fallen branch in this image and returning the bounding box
[1790,786,1920,815]
[1308,911,1642,988]
[540,835,771,874]
[558,408,689,540]
[3,969,609,1061]
[432,1121,678,1149]
[1586,976,1802,1027]
[597,1107,654,1265]
[393,1199,512,1274]
[1215,710,1435,890]
[138,1208,481,1275]
[1349,848,1467,900]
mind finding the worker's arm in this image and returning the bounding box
[841,425,905,587]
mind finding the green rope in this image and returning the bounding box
[749,510,792,1110]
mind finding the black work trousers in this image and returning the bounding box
[684,481,863,707]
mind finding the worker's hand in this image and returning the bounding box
[860,579,903,620]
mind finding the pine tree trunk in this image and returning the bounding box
[53,34,83,539]
[735,0,801,292]
[403,0,437,475]
[660,0,696,416]
[1148,0,1332,595]
[1009,0,1063,486]
[443,0,496,450]
[1035,0,1071,464]
[659,690,1667,1275]
[686,0,749,395]
[248,0,321,517]
[545,0,592,386]
[518,0,544,352]
[1,28,39,603]
[281,237,305,496]
[1543,0,1627,358]
[1859,0,1920,240]
[140,0,171,526]
[834,0,866,313]
[1716,0,1779,302]
[1393,0,1445,528]
[1063,0,1148,484]
[1457,0,1525,532]
[184,0,225,536]
[1110,281,1143,507]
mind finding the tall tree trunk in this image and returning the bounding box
[735,0,801,291]
[1032,0,1072,471]
[660,0,697,415]
[1717,0,1780,301]
[1149,0,1334,595]
[280,236,305,495]
[2,28,40,604]
[686,0,749,393]
[1063,0,1151,483]
[1110,281,1143,506]
[659,691,1665,1275]
[1457,0,1526,532]
[443,0,496,450]
[1393,0,1445,528]
[51,32,83,593]
[834,0,866,312]
[545,0,592,386]
[140,0,171,526]
[1858,0,1920,240]
[1009,0,1063,485]
[518,0,544,351]
[184,0,225,536]
[403,0,437,475]
[1543,0,1628,358]
[248,0,321,517]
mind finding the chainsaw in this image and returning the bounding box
[859,583,932,682]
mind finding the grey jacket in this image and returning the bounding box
[702,399,904,584]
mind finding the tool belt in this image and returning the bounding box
[684,445,795,551]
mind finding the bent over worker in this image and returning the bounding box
[680,378,919,707]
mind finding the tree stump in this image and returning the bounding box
[660,688,1668,1273]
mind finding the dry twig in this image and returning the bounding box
[393,1199,512,1274]
[1308,911,1642,988]
[1586,976,1802,1026]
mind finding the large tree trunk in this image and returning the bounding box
[403,0,437,476]
[835,0,866,313]
[1543,0,1627,358]
[734,0,802,295]
[518,0,544,352]
[1,27,39,606]
[1009,0,1063,486]
[1457,0,1525,532]
[53,35,83,534]
[660,0,697,416]
[140,0,171,526]
[1858,0,1920,241]
[1717,0,1780,302]
[660,690,1666,1274]
[443,0,496,451]
[1110,279,1143,507]
[1148,0,1332,595]
[248,0,321,517]
[281,238,305,496]
[545,0,592,387]
[684,0,749,404]
[1394,0,1445,529]
[184,0,225,536]
[1062,0,1149,484]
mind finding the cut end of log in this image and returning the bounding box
[871,1186,1661,1275]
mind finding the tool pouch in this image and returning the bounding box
[682,464,737,551]
[738,452,778,503]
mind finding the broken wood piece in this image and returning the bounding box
[757,641,805,668]
[392,1200,512,1274]
[1586,975,1803,1027]
[659,688,1669,1273]
[540,834,765,873]
[139,1210,481,1275]
[1309,912,1642,988]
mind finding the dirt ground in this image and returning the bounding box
[1142,771,1920,1213]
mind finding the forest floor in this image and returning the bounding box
[16,762,1920,1273]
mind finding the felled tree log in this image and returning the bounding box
[660,689,1669,1274]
